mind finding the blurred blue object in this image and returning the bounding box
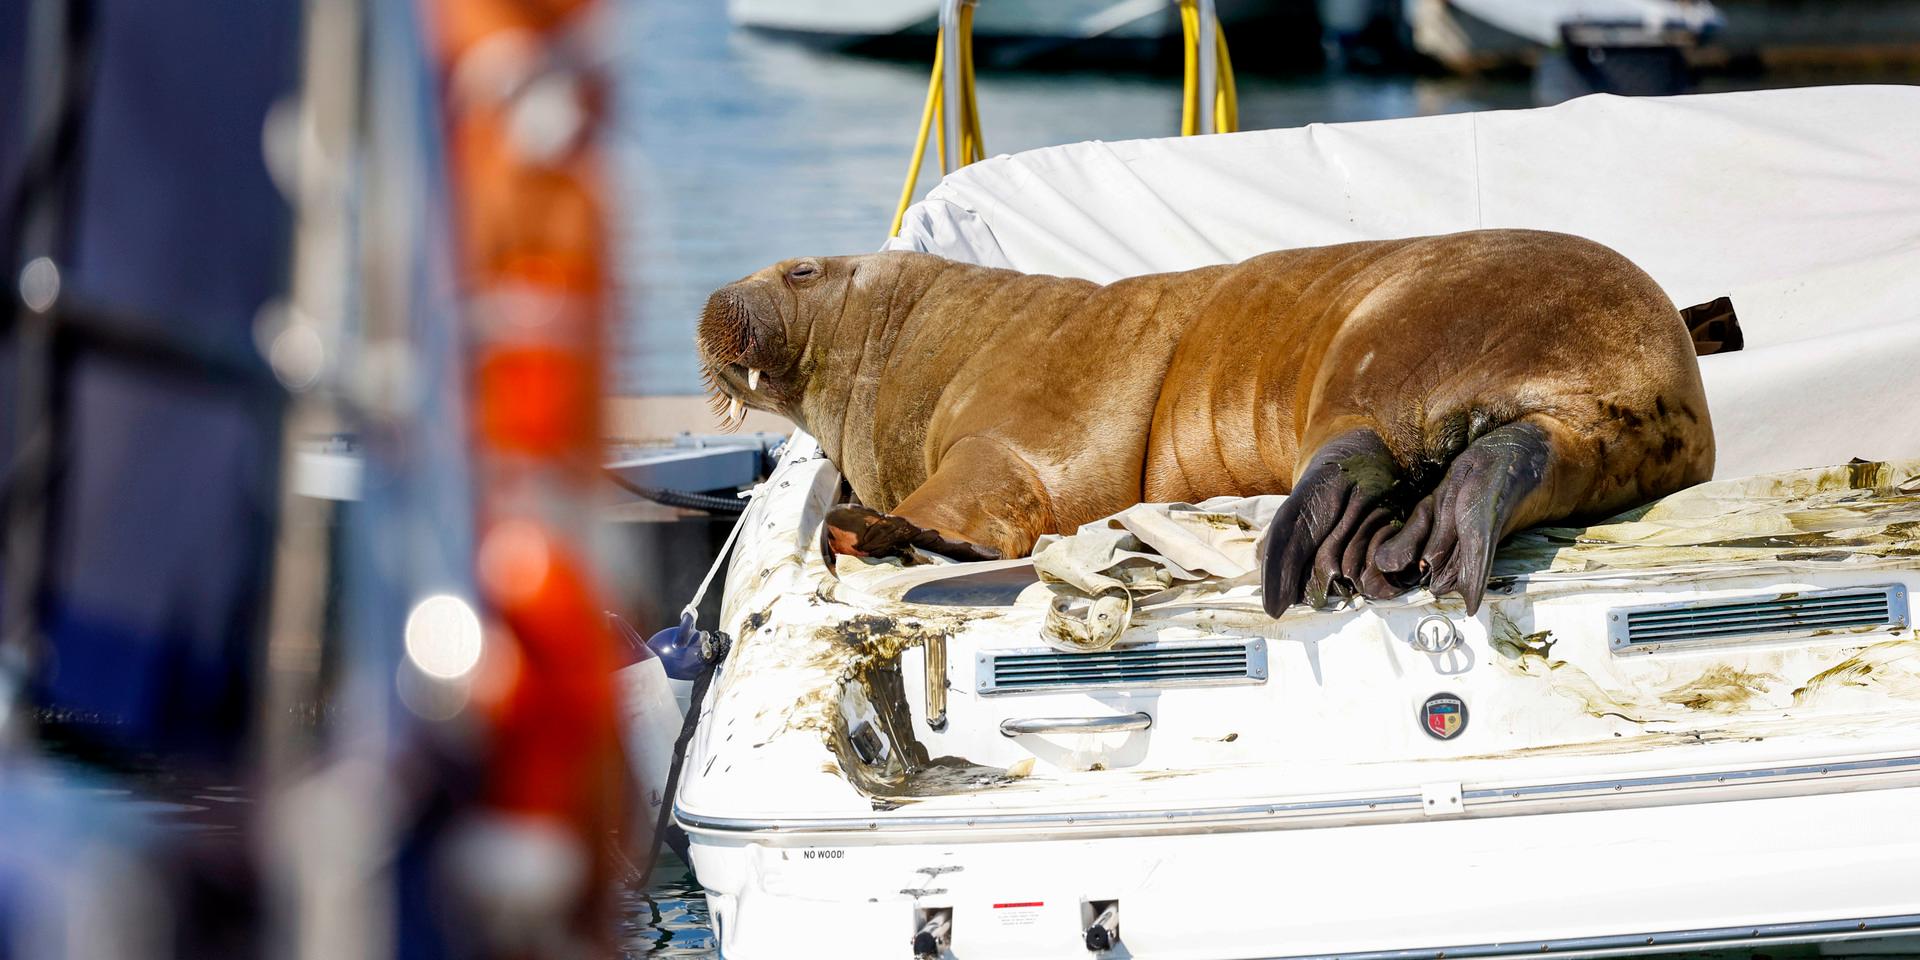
[0,0,301,765]
[646,612,716,681]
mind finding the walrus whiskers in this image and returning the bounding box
[699,368,731,422]
[696,289,753,364]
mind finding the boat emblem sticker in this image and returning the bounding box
[1420,693,1467,740]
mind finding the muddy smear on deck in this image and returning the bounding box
[1475,609,1920,759]
[760,607,1033,806]
[1792,635,1920,705]
[1487,610,1666,725]
[1659,665,1783,713]
[1490,612,1770,724]
[1493,459,1920,577]
[832,625,1033,806]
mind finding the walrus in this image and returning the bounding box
[697,229,1714,616]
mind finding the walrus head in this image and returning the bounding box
[697,254,881,432]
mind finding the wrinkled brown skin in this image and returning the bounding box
[698,230,1715,615]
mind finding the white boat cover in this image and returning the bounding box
[886,84,1920,482]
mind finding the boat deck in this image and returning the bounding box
[678,442,1920,829]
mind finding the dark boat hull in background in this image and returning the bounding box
[729,0,1327,72]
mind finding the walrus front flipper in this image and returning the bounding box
[1260,429,1398,617]
[890,435,1058,562]
[822,504,1003,568]
[823,504,923,565]
[1368,419,1558,615]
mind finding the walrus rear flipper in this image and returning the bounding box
[1260,429,1399,617]
[1262,420,1561,617]
[1397,420,1555,615]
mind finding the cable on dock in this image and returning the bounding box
[604,470,750,515]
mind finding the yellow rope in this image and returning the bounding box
[891,37,945,237]
[934,37,949,176]
[892,6,994,236]
[1179,1,1199,136]
[1179,1,1237,136]
[897,3,1228,234]
[959,3,983,164]
[1216,23,1238,133]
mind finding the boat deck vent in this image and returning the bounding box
[976,637,1267,695]
[1609,583,1908,656]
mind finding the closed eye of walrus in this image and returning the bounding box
[695,230,1715,618]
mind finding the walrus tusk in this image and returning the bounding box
[727,397,744,427]
[747,368,761,391]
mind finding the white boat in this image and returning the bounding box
[727,0,1304,62]
[672,84,1920,958]
[1409,0,1920,75]
[729,0,1172,42]
[1404,0,1723,98]
[1422,0,1722,53]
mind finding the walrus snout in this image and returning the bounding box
[696,285,757,367]
[698,278,796,429]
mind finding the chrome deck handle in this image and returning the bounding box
[999,712,1153,737]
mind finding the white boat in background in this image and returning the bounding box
[731,0,1264,41]
[1408,0,1920,100]
[1410,0,1920,69]
[1405,0,1722,98]
[1418,0,1721,55]
[672,85,1920,958]
[729,0,937,42]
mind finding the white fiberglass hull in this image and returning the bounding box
[688,784,1920,958]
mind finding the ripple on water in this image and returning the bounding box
[621,860,716,959]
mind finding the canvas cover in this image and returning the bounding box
[886,84,1920,481]
[1029,459,1920,600]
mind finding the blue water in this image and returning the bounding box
[609,2,1539,397]
[621,860,716,958]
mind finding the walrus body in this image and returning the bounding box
[699,229,1714,615]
